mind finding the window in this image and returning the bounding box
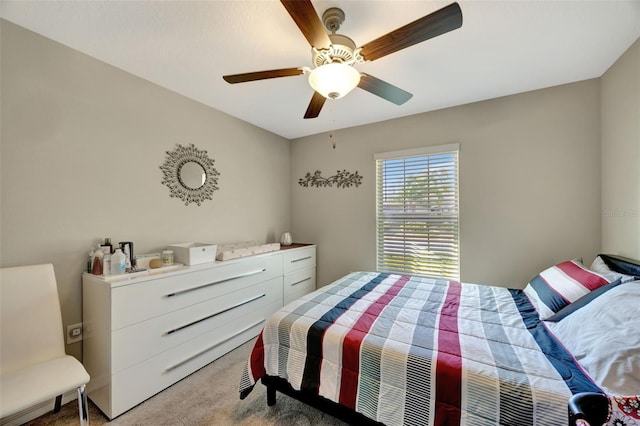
[375,144,460,280]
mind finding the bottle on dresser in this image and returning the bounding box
[87,248,95,273]
[100,239,112,275]
[100,238,113,255]
[111,248,127,275]
[91,245,103,275]
[103,251,112,275]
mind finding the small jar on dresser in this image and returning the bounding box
[82,244,316,419]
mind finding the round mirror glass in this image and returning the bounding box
[179,161,206,190]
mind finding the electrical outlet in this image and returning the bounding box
[67,323,83,344]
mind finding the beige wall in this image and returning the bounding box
[601,38,640,258]
[1,17,636,363]
[291,80,603,289]
[0,20,291,359]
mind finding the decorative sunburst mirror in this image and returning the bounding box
[160,144,220,206]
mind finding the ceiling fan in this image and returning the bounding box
[223,0,462,119]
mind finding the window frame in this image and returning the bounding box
[374,143,460,280]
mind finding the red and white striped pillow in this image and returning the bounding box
[523,260,620,320]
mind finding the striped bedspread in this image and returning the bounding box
[239,272,602,425]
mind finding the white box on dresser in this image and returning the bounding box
[82,244,316,419]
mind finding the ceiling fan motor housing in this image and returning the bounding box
[310,7,363,67]
[313,33,359,67]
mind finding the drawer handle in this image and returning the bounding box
[164,319,265,372]
[165,293,266,335]
[291,277,311,286]
[165,268,266,297]
[290,256,312,263]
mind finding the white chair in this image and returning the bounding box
[0,263,89,425]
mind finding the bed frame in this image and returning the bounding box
[261,254,640,426]
[263,376,383,425]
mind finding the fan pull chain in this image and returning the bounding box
[329,102,336,149]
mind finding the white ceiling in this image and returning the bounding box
[2,1,639,140]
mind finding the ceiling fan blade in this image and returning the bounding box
[358,73,413,105]
[304,91,326,119]
[359,2,462,62]
[281,0,331,50]
[223,68,304,84]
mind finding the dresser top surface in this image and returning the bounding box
[83,244,315,288]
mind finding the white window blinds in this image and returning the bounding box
[375,144,460,280]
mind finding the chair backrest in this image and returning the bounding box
[0,263,66,375]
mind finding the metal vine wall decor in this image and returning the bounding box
[160,143,220,206]
[298,170,362,188]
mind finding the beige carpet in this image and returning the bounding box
[25,338,348,426]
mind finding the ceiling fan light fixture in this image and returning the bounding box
[308,63,361,100]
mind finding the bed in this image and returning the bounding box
[239,254,640,425]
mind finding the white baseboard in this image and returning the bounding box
[0,390,77,426]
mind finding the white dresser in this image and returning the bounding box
[82,244,316,419]
[282,245,316,305]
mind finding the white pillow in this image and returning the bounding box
[590,255,636,283]
[546,281,640,395]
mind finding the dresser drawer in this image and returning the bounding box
[111,277,281,373]
[111,255,282,330]
[109,303,272,418]
[283,267,316,305]
[283,246,316,274]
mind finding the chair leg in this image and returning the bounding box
[77,384,89,426]
[54,394,62,413]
